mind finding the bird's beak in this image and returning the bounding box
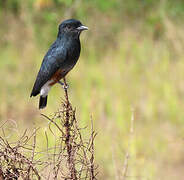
[77,25,88,31]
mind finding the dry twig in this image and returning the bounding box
[122,108,135,180]
[0,78,98,180]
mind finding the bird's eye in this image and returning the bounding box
[67,25,72,29]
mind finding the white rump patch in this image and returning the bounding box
[40,80,53,97]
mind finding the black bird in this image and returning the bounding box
[30,19,88,109]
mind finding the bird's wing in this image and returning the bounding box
[30,41,67,97]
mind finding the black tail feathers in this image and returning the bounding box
[39,96,48,109]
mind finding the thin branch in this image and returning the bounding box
[122,108,135,179]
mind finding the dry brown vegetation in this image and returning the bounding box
[0,79,98,180]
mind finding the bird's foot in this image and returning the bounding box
[58,81,64,86]
[58,81,69,90]
[63,84,69,90]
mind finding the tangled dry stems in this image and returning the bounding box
[0,78,98,180]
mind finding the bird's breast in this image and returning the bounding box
[66,38,81,64]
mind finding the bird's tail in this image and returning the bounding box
[39,96,48,109]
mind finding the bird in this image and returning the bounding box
[30,19,88,109]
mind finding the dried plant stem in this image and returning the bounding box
[63,78,77,180]
[0,78,98,180]
[122,108,135,179]
[89,117,95,180]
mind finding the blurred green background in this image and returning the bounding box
[1,0,184,179]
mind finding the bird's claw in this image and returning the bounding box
[58,81,69,90]
[63,84,69,90]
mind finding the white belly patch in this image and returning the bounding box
[40,80,53,97]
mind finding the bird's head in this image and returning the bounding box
[58,19,88,38]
